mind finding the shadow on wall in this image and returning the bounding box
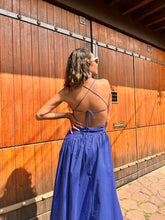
[0,168,38,220]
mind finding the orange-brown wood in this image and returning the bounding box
[1,16,15,147]
[23,145,36,200]
[32,25,42,143]
[92,21,165,63]
[15,147,24,203]
[38,0,47,23]
[0,0,12,11]
[30,0,38,20]
[98,46,135,131]
[51,141,63,186]
[0,150,3,207]
[42,142,53,192]
[38,27,51,141]
[135,58,164,127]
[108,129,137,168]
[13,19,23,146]
[20,0,31,17]
[137,125,164,160]
[13,0,20,14]
[34,143,43,195]
[2,148,16,207]
[47,29,57,141]
[21,21,34,145]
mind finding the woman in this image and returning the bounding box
[36,48,123,220]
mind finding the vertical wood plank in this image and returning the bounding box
[21,22,34,145]
[61,7,67,30]
[13,0,20,14]
[20,0,31,17]
[54,5,62,27]
[23,145,36,200]
[48,29,56,141]
[51,141,62,186]
[38,27,51,141]
[2,148,16,207]
[0,0,12,11]
[42,142,52,192]
[0,150,3,207]
[15,147,24,202]
[54,33,66,140]
[30,0,38,20]
[13,19,23,146]
[32,25,41,143]
[35,144,43,195]
[1,16,14,147]
[47,1,54,25]
[38,0,47,23]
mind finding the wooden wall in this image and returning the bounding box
[0,0,165,215]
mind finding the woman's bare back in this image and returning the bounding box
[63,78,111,127]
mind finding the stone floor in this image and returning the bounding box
[117,166,165,220]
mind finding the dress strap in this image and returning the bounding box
[82,85,108,107]
[73,79,96,111]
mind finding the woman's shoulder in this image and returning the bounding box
[95,78,110,89]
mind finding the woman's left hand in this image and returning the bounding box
[67,113,83,134]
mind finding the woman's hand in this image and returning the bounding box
[67,113,83,134]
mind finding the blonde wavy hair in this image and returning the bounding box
[64,48,91,88]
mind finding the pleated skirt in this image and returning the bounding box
[50,125,123,220]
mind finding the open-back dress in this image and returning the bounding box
[50,79,123,220]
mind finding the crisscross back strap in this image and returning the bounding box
[82,85,108,107]
[73,79,96,111]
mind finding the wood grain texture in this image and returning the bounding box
[23,145,36,200]
[21,21,34,145]
[92,21,165,63]
[42,142,52,192]
[30,0,38,20]
[34,143,43,195]
[0,150,3,207]
[38,27,51,141]
[51,141,63,186]
[2,148,16,207]
[0,16,14,147]
[137,125,164,160]
[98,46,135,131]
[13,19,23,146]
[15,147,24,203]
[20,0,31,17]
[32,25,42,143]
[135,58,164,126]
[108,129,137,168]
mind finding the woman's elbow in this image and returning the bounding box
[36,113,42,120]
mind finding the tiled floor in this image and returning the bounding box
[117,166,165,220]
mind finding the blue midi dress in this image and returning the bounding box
[50,79,123,220]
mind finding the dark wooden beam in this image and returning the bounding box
[146,17,165,27]
[135,0,165,21]
[143,8,165,27]
[152,21,165,31]
[122,0,154,15]
[107,0,120,8]
[154,25,165,31]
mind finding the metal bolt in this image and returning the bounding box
[54,27,58,31]
[17,14,22,20]
[37,20,41,26]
